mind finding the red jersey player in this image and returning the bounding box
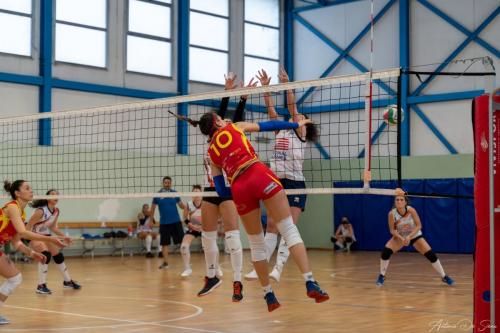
[0,180,66,325]
[190,112,329,312]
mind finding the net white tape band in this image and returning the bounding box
[5,187,397,200]
[0,68,400,124]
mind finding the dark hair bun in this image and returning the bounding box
[3,180,11,193]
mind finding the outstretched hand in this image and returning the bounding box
[256,69,271,86]
[224,72,238,90]
[278,66,289,83]
[31,251,46,263]
[50,236,67,248]
[240,77,258,99]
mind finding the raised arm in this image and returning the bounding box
[218,72,238,119]
[279,67,307,138]
[278,67,299,122]
[232,78,257,123]
[256,69,278,119]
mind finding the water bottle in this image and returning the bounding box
[127,225,133,237]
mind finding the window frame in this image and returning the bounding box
[243,0,281,82]
[188,2,230,85]
[54,0,109,69]
[125,0,173,78]
[0,0,34,58]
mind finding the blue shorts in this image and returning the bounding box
[280,178,307,211]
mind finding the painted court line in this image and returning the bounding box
[3,305,225,333]
[4,296,228,333]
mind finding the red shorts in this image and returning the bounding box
[231,162,283,215]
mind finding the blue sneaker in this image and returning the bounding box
[442,275,454,286]
[306,281,330,303]
[376,274,385,286]
[63,280,81,290]
[36,284,52,294]
[264,291,281,312]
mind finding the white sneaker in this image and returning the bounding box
[216,268,224,277]
[269,266,282,283]
[244,269,258,281]
[0,316,9,325]
[180,268,192,278]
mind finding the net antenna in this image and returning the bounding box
[363,0,375,190]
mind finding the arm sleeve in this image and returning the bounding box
[258,120,299,132]
[232,98,247,123]
[218,97,230,119]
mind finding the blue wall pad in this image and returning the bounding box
[333,178,474,254]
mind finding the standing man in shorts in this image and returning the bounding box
[150,176,186,269]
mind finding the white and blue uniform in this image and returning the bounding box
[270,129,307,210]
[392,207,422,240]
[137,215,153,233]
[32,206,59,236]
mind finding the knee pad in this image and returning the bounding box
[276,216,303,248]
[330,236,336,243]
[247,232,267,262]
[42,251,52,264]
[381,247,393,260]
[201,231,218,251]
[53,252,64,264]
[146,234,152,241]
[224,230,242,254]
[0,273,22,296]
[424,250,438,263]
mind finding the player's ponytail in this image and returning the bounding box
[169,110,218,139]
[303,114,319,142]
[3,179,26,200]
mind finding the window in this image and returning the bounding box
[0,0,32,56]
[127,0,172,76]
[55,0,107,67]
[189,0,228,84]
[244,0,280,83]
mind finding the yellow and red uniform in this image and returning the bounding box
[0,200,25,255]
[208,123,282,215]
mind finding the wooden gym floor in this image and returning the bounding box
[2,250,472,333]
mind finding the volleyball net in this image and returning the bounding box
[0,68,402,199]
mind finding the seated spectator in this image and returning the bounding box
[331,217,356,252]
[137,204,161,258]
